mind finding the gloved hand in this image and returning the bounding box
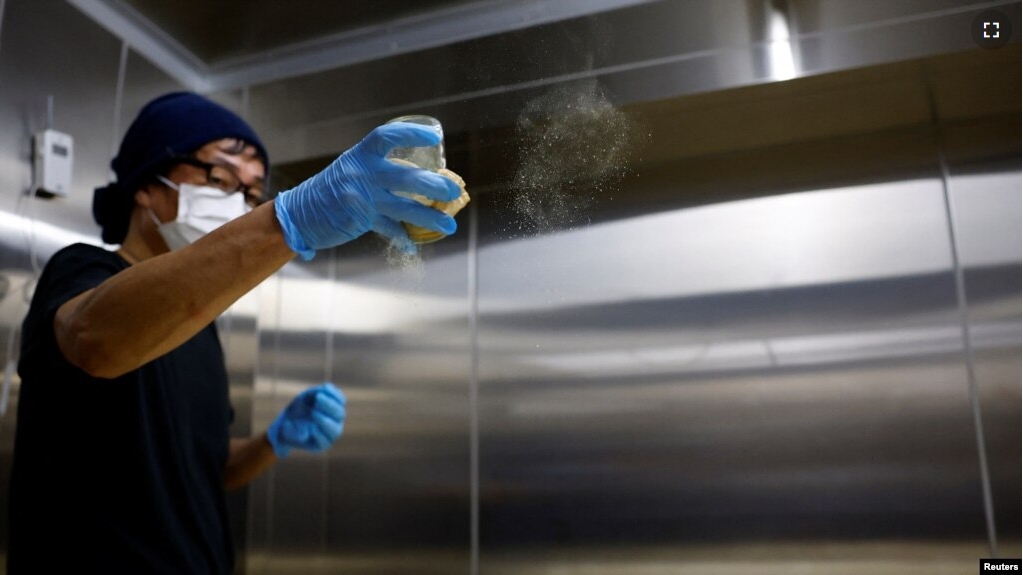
[274,122,463,259]
[266,383,346,458]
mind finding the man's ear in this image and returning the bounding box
[135,187,153,208]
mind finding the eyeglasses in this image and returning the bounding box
[171,157,265,208]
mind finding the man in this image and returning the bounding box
[7,92,465,573]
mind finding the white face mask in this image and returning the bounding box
[151,176,251,251]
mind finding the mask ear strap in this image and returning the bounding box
[134,186,167,226]
[147,208,166,226]
[156,175,179,190]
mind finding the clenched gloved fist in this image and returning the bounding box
[267,383,346,458]
[273,122,462,259]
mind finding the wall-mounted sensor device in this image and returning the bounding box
[33,129,73,197]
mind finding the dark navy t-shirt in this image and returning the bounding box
[8,243,235,574]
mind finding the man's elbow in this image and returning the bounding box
[55,317,128,379]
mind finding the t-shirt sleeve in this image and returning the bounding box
[18,244,126,381]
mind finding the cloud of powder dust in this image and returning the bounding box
[509,80,643,235]
[384,242,426,289]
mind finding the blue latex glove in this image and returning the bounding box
[267,383,346,458]
[274,122,462,259]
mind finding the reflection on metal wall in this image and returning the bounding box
[473,176,1019,573]
[243,55,1021,575]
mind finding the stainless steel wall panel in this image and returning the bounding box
[243,270,284,573]
[464,47,1020,571]
[474,170,996,562]
[246,239,472,574]
[948,166,1022,550]
[217,292,262,569]
[255,255,333,560]
[241,40,1021,569]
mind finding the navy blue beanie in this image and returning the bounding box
[93,92,268,244]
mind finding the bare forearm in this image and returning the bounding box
[224,434,278,491]
[56,202,296,378]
